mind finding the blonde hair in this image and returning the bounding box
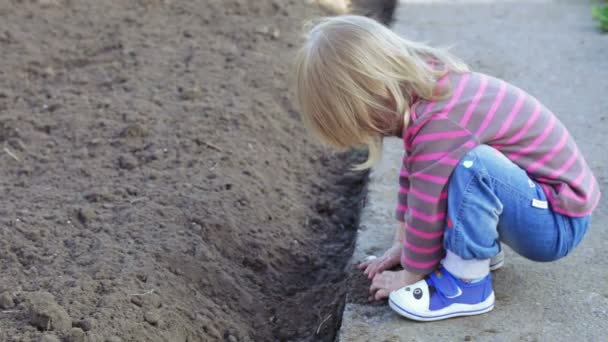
[295,15,469,169]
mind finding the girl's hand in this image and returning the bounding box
[358,243,402,280]
[369,269,424,301]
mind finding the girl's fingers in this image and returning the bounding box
[369,273,391,300]
[364,262,376,275]
[368,259,387,279]
[365,259,381,278]
[367,264,378,279]
[374,288,390,301]
[358,255,377,270]
[369,273,385,295]
[357,260,371,270]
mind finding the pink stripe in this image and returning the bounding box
[539,183,594,217]
[409,208,446,222]
[399,187,408,194]
[412,130,469,144]
[464,141,476,148]
[563,177,594,201]
[536,183,596,217]
[536,177,556,184]
[572,168,587,187]
[420,76,451,116]
[401,255,442,269]
[400,169,409,177]
[404,75,464,150]
[526,131,569,173]
[440,157,460,165]
[408,151,450,162]
[460,75,489,127]
[494,90,525,140]
[397,204,408,212]
[405,116,450,150]
[540,183,554,199]
[406,225,444,239]
[509,115,557,160]
[562,188,585,201]
[409,187,448,203]
[438,73,471,117]
[550,193,599,217]
[421,101,436,117]
[404,241,443,254]
[409,101,420,122]
[505,102,542,144]
[475,81,507,136]
[415,172,448,184]
[548,149,578,179]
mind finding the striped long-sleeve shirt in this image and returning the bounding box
[397,72,601,274]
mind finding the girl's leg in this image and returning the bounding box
[389,145,590,322]
[443,144,590,280]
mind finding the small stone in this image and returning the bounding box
[315,0,348,14]
[179,87,203,101]
[130,293,161,308]
[149,294,162,308]
[68,327,86,342]
[144,310,160,326]
[27,291,71,332]
[105,337,122,342]
[77,206,95,226]
[74,318,93,331]
[271,28,280,39]
[0,292,14,309]
[464,336,472,341]
[118,154,137,170]
[84,189,112,203]
[227,334,238,342]
[131,295,144,307]
[47,103,61,112]
[119,124,148,138]
[256,26,269,34]
[40,335,61,342]
[38,0,62,8]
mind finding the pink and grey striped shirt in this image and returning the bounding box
[397,72,601,274]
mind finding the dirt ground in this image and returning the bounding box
[0,1,369,341]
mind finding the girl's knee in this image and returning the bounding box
[455,144,518,178]
[451,145,494,179]
[465,145,503,165]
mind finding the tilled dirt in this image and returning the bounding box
[0,1,368,341]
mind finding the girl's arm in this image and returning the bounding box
[393,221,406,244]
[395,153,409,222]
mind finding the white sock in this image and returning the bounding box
[441,250,490,280]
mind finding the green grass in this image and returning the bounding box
[592,4,608,32]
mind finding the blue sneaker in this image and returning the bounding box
[388,267,494,321]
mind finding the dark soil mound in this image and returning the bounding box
[0,1,367,341]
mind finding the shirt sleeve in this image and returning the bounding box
[395,153,409,222]
[401,118,474,274]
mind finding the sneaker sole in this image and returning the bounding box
[389,291,495,322]
[490,259,504,271]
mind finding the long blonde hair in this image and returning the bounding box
[294,15,469,169]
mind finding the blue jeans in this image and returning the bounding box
[443,145,590,262]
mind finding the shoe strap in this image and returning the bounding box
[428,269,461,298]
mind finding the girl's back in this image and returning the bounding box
[405,71,599,218]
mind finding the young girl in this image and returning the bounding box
[294,15,600,321]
